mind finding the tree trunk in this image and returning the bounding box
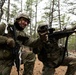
[21,0,22,12]
[58,0,61,30]
[0,0,5,21]
[34,0,38,38]
[50,0,55,27]
[7,0,10,23]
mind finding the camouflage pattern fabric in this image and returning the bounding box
[11,28,36,75]
[0,23,35,75]
[31,37,76,75]
[21,46,35,75]
[32,23,76,75]
[0,24,14,75]
[42,57,76,75]
[61,57,76,75]
[0,23,6,35]
[0,60,13,75]
[42,66,55,75]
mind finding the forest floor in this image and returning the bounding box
[10,50,76,75]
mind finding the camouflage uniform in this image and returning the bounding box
[15,30,36,75]
[0,13,35,75]
[0,23,13,75]
[30,24,76,75]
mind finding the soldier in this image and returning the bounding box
[0,13,35,75]
[30,24,76,75]
[0,23,15,75]
[13,13,36,75]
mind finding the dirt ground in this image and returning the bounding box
[10,58,67,75]
[10,50,76,75]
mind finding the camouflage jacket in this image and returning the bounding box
[30,38,62,68]
[0,23,12,59]
[0,24,34,60]
[30,29,75,68]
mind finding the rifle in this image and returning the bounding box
[49,29,76,39]
[7,25,21,75]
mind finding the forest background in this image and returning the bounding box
[0,0,76,50]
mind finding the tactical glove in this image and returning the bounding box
[7,38,15,47]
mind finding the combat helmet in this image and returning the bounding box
[37,24,48,33]
[37,23,55,35]
[14,12,30,30]
[15,12,30,24]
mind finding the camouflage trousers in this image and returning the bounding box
[21,46,36,75]
[0,60,13,75]
[0,47,35,75]
[42,57,76,75]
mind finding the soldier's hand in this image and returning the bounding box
[7,38,15,47]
